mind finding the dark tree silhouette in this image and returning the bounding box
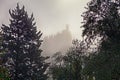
[82,0,120,79]
[82,0,120,42]
[1,4,49,80]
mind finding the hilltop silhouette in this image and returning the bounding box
[42,25,72,56]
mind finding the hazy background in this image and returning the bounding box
[0,0,90,39]
[0,0,90,55]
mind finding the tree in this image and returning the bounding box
[82,0,120,79]
[49,40,86,80]
[0,66,10,80]
[1,4,49,80]
[0,29,10,80]
[82,0,120,42]
[49,52,67,80]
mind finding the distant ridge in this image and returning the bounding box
[41,25,72,56]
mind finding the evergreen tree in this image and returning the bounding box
[82,0,120,79]
[1,4,49,80]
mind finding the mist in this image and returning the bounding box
[41,25,72,56]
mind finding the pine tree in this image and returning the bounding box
[1,4,49,80]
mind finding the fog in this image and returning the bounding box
[0,0,90,39]
[0,0,90,55]
[41,25,72,56]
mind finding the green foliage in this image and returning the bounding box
[49,40,86,80]
[0,66,10,80]
[83,41,120,80]
[82,0,120,79]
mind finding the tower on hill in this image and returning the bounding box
[42,25,72,56]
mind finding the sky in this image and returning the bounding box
[0,0,90,39]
